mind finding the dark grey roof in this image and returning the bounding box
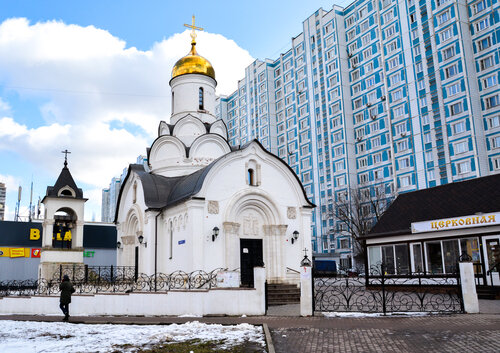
[364,173,500,239]
[46,165,83,199]
[126,163,214,210]
[115,139,315,222]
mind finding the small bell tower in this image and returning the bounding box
[38,150,87,280]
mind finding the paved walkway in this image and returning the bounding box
[1,300,499,352]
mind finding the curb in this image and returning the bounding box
[263,323,275,353]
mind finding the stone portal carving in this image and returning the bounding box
[208,200,219,214]
[243,215,259,236]
[287,207,297,219]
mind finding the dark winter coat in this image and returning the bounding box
[59,280,75,304]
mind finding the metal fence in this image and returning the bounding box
[0,266,227,297]
[313,263,463,314]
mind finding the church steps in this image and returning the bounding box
[266,283,301,306]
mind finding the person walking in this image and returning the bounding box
[59,275,75,321]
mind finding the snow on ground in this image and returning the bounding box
[0,320,266,353]
[323,311,440,318]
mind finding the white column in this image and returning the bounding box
[42,219,54,247]
[300,266,313,316]
[223,222,240,270]
[253,266,266,315]
[74,220,85,248]
[459,262,479,313]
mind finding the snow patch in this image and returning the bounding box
[0,320,265,352]
[323,311,439,318]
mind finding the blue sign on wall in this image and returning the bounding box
[178,240,185,245]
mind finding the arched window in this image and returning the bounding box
[199,87,204,110]
[171,92,174,114]
[248,169,255,186]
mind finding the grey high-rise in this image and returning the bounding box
[216,0,500,261]
[0,182,5,221]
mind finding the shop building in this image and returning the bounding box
[0,220,117,281]
[362,173,499,286]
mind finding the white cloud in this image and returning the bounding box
[0,18,253,128]
[0,173,21,192]
[0,98,10,113]
[0,18,254,212]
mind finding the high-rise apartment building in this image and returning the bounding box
[216,0,500,261]
[0,182,6,221]
[102,155,149,222]
[101,177,122,223]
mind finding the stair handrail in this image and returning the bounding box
[486,261,500,275]
[486,261,500,286]
[286,267,300,274]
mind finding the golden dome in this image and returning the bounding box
[171,42,215,80]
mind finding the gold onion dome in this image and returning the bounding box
[171,41,215,80]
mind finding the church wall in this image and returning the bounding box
[170,74,216,123]
[157,203,193,273]
[116,174,147,269]
[196,145,313,281]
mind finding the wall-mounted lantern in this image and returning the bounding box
[212,226,220,242]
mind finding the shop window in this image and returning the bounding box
[442,240,460,273]
[460,238,482,273]
[426,241,443,274]
[382,245,395,275]
[395,244,409,275]
[412,243,424,273]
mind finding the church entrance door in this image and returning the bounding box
[240,239,263,287]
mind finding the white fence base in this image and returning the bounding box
[0,268,266,317]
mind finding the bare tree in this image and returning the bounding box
[331,186,395,266]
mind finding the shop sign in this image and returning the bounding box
[31,248,41,258]
[0,248,30,258]
[83,251,95,258]
[30,228,41,240]
[412,212,500,233]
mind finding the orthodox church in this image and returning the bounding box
[115,23,314,286]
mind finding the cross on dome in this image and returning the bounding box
[184,15,203,45]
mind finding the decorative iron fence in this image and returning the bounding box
[313,263,463,314]
[0,268,227,297]
[54,265,137,283]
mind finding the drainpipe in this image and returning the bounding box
[155,211,160,291]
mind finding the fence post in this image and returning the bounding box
[265,280,268,314]
[84,265,88,283]
[381,263,386,316]
[458,255,479,313]
[300,255,313,317]
[59,265,62,281]
[253,267,266,315]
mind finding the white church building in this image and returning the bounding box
[115,28,314,287]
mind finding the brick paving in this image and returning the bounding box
[1,302,499,352]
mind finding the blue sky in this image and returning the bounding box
[0,0,343,221]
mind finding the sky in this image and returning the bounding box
[0,0,345,222]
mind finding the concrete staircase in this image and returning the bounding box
[266,283,300,306]
[477,286,500,300]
